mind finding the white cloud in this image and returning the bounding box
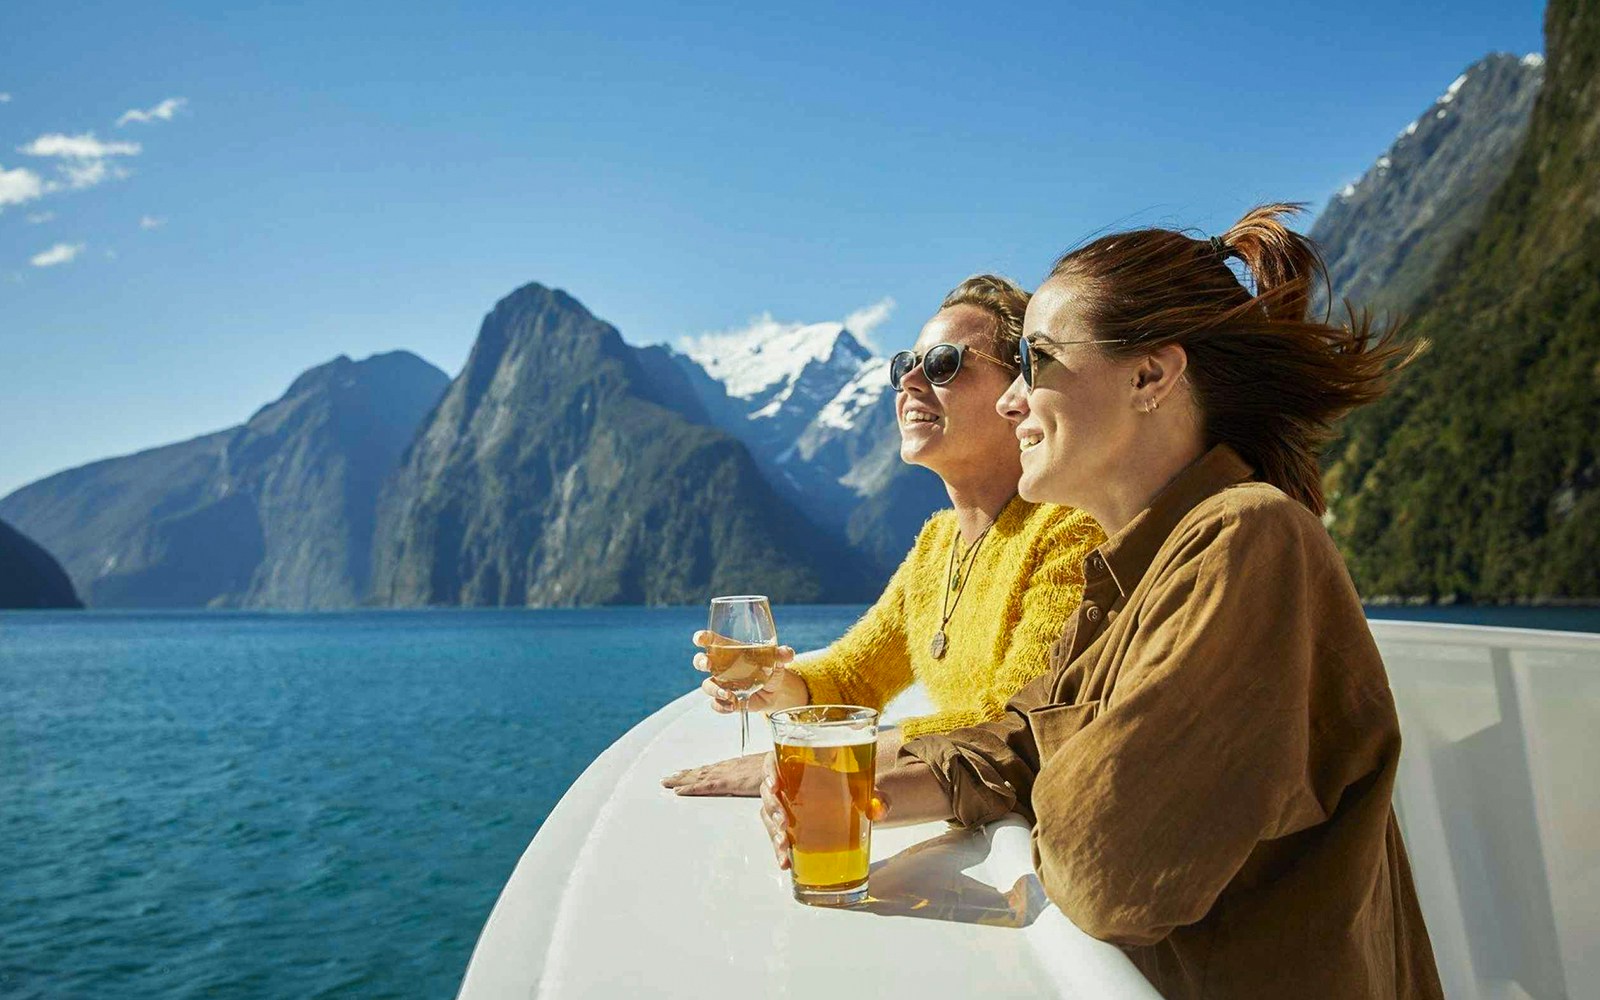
[0,93,12,103]
[56,158,131,190]
[844,297,895,349]
[117,97,187,126]
[139,214,165,229]
[26,210,54,223]
[0,164,46,210]
[30,242,85,267]
[19,132,142,158]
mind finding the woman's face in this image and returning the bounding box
[896,304,1022,487]
[998,277,1141,508]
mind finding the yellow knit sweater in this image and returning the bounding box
[791,497,1104,739]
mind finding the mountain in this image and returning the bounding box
[370,283,875,606]
[1325,0,1598,602]
[1311,53,1545,316]
[674,320,949,573]
[0,518,82,609]
[0,351,448,608]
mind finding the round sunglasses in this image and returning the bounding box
[889,343,1016,390]
[1017,333,1125,389]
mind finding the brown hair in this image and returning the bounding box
[940,273,1029,368]
[1044,203,1424,516]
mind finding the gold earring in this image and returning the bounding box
[1143,399,1159,414]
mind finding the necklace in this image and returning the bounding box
[930,516,999,659]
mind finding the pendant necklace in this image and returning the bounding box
[930,515,1000,659]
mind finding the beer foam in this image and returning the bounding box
[769,725,876,748]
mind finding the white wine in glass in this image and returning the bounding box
[706,595,779,754]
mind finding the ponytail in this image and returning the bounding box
[1047,204,1425,515]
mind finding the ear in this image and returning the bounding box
[1130,344,1188,409]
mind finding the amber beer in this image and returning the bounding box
[769,706,879,906]
[705,640,780,695]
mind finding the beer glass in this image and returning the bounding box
[769,705,878,906]
[706,595,780,753]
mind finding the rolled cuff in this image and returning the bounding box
[899,733,1024,828]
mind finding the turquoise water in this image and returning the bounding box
[0,607,866,999]
[3,605,1596,998]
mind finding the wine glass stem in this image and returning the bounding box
[738,694,751,754]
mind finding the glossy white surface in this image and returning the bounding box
[457,681,1159,999]
[460,622,1600,1000]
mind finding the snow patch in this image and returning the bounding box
[1438,73,1469,104]
[1436,109,1448,120]
[1339,182,1357,200]
[1376,156,1391,171]
[816,359,891,431]
[681,316,863,400]
[1522,52,1545,68]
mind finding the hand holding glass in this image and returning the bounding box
[767,705,879,906]
[705,595,780,753]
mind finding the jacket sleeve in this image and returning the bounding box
[1028,506,1378,947]
[897,506,1099,739]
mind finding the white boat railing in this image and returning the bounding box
[1373,621,1600,1000]
[459,621,1600,999]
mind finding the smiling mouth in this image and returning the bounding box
[902,411,942,426]
[1018,431,1043,452]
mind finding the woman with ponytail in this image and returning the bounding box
[759,206,1444,998]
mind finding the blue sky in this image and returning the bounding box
[0,0,1545,497]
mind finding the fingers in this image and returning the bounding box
[693,630,733,649]
[758,663,787,693]
[759,759,790,870]
[699,677,738,713]
[867,787,890,822]
[777,645,795,665]
[693,651,709,673]
[662,764,719,795]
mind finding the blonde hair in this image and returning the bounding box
[939,273,1029,366]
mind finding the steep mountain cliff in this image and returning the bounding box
[1311,53,1545,315]
[0,518,82,609]
[371,283,873,606]
[675,325,949,575]
[1326,0,1598,601]
[0,352,448,608]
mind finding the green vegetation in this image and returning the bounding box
[1326,0,1599,601]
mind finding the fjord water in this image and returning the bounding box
[4,607,1598,998]
[0,607,865,999]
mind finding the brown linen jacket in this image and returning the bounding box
[901,445,1443,999]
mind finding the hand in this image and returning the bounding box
[661,753,766,796]
[691,630,806,714]
[759,753,889,871]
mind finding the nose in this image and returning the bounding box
[899,360,930,394]
[996,374,1029,423]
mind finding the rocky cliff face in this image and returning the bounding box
[0,352,447,608]
[371,283,874,606]
[1326,1,1598,601]
[1310,53,1545,315]
[0,518,82,609]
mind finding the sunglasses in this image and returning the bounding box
[1018,334,1125,390]
[889,343,1015,390]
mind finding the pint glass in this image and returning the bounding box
[769,705,878,906]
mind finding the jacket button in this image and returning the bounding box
[1085,605,1102,622]
[1087,554,1105,574]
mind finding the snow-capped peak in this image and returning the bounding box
[681,315,872,401]
[815,358,892,432]
[1522,52,1545,68]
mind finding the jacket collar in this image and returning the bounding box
[1097,444,1256,598]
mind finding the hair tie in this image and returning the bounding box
[1208,235,1229,258]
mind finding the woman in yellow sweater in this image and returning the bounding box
[664,275,1104,796]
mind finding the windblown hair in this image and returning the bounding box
[1046,203,1425,516]
[940,273,1029,368]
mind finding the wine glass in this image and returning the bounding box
[706,595,779,754]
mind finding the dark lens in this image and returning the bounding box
[889,351,917,389]
[1019,337,1034,388]
[923,344,961,385]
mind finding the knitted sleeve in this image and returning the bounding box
[787,527,924,711]
[896,506,1101,738]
